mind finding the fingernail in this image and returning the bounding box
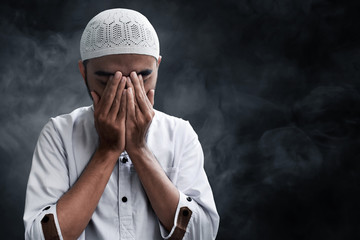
[115,71,122,78]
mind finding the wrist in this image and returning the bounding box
[126,145,151,159]
[94,146,122,163]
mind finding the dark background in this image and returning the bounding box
[1,0,360,239]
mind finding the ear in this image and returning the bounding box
[157,56,162,68]
[78,60,86,81]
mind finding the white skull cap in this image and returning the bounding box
[80,8,160,61]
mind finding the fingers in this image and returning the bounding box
[109,76,126,120]
[138,74,154,110]
[91,91,100,107]
[99,72,122,115]
[126,87,136,121]
[117,88,127,122]
[124,72,155,152]
[139,72,145,90]
[126,75,135,93]
[129,72,152,113]
[147,89,155,106]
[126,76,139,117]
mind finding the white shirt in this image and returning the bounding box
[24,106,219,240]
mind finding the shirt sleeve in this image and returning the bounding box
[159,121,220,240]
[24,119,67,240]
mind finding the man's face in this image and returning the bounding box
[80,54,160,104]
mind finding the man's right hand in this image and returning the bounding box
[57,71,128,240]
[91,71,127,156]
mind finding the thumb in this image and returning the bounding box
[91,91,100,107]
[147,89,155,106]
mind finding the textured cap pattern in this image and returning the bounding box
[80,8,159,60]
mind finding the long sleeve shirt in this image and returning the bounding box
[24,106,219,240]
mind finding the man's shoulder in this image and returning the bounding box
[153,109,188,127]
[151,109,197,139]
[50,105,93,130]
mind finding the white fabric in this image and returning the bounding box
[24,106,219,240]
[80,8,160,61]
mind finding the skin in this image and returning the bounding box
[56,54,180,240]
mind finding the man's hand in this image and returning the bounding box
[91,71,127,156]
[57,73,129,240]
[125,71,155,153]
[123,72,179,232]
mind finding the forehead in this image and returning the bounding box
[87,54,156,74]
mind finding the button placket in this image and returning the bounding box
[118,152,134,239]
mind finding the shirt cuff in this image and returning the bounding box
[160,190,196,239]
[39,204,63,240]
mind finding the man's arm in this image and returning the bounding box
[125,72,180,232]
[57,72,127,240]
[126,72,219,239]
[127,144,180,232]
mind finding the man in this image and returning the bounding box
[24,8,219,240]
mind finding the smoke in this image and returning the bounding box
[1,0,360,239]
[0,7,90,237]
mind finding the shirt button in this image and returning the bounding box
[186,196,192,202]
[122,196,128,203]
[121,157,128,163]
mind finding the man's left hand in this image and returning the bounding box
[125,71,155,154]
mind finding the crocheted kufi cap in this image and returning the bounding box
[80,8,160,61]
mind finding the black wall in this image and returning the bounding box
[1,0,360,239]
